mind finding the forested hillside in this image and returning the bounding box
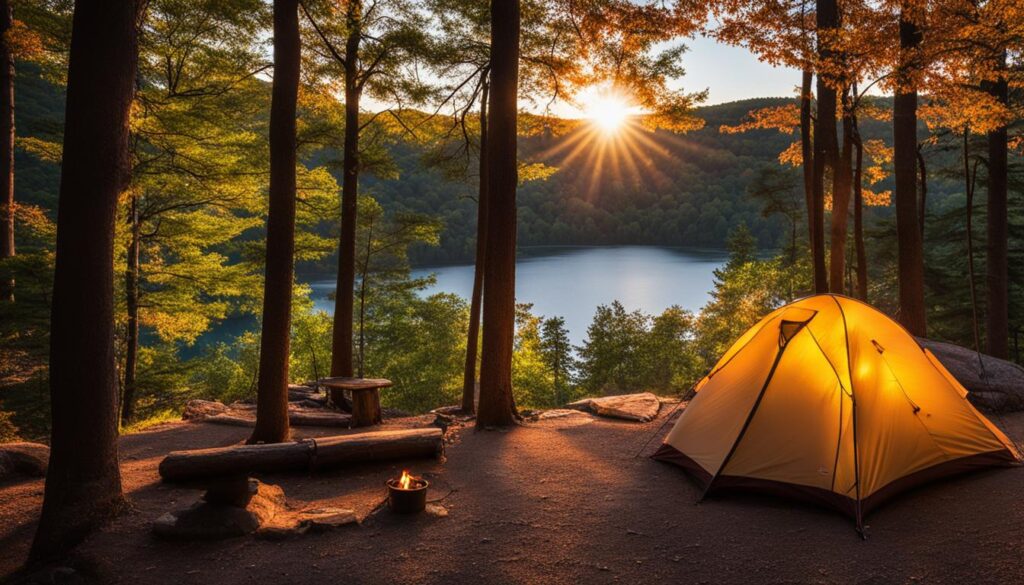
[17,64,962,268]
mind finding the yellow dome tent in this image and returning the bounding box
[653,294,1019,531]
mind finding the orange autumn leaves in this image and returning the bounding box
[719,102,891,209]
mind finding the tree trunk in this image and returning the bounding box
[829,86,853,293]
[461,77,489,414]
[330,0,362,390]
[0,0,14,302]
[30,0,140,563]
[917,146,927,239]
[985,50,1008,359]
[121,190,140,423]
[159,428,444,482]
[812,0,837,294]
[476,0,519,427]
[852,116,867,300]
[965,129,983,359]
[800,70,814,258]
[249,0,300,445]
[356,213,373,378]
[892,11,926,336]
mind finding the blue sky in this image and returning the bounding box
[551,35,802,118]
[683,36,801,105]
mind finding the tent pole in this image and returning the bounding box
[831,296,867,538]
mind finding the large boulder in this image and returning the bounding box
[181,399,230,420]
[0,441,49,481]
[566,392,661,422]
[918,337,1024,412]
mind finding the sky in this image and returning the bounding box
[683,36,801,105]
[552,35,802,118]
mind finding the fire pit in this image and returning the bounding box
[386,470,429,514]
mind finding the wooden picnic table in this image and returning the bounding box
[318,377,392,427]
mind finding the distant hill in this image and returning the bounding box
[13,65,959,269]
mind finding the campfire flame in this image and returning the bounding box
[398,470,416,490]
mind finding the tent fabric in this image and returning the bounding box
[653,294,1019,527]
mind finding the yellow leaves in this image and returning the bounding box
[862,188,891,207]
[518,162,558,184]
[777,140,803,167]
[720,104,800,135]
[920,87,1010,135]
[16,137,61,163]
[6,19,44,61]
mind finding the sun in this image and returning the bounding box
[582,91,633,134]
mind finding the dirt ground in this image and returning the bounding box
[3,408,1024,585]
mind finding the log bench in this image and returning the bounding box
[320,377,392,427]
[158,428,444,482]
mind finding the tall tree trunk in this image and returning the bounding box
[30,0,139,562]
[0,0,14,302]
[985,50,1008,359]
[964,129,983,359]
[356,213,373,379]
[852,115,867,300]
[461,77,489,414]
[121,190,140,423]
[812,0,837,293]
[917,146,927,238]
[829,86,853,293]
[249,0,300,445]
[800,70,814,257]
[330,0,362,396]
[477,0,519,427]
[893,11,926,336]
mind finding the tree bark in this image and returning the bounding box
[121,190,140,423]
[964,129,983,359]
[800,70,814,258]
[476,0,519,427]
[917,146,927,238]
[852,115,867,300]
[461,77,489,414]
[829,86,853,293]
[30,0,140,563]
[330,0,362,392]
[0,0,14,302]
[893,11,926,336]
[249,0,300,445]
[159,428,444,482]
[985,50,1008,359]
[812,0,837,294]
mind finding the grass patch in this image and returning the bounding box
[121,408,181,435]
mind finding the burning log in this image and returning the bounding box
[158,428,444,482]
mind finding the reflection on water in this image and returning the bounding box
[308,245,726,345]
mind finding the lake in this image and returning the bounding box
[307,246,727,345]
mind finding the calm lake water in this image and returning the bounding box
[307,246,727,345]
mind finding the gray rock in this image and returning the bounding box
[0,441,49,481]
[918,337,1024,411]
[181,399,229,420]
[566,392,662,422]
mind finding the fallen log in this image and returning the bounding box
[159,428,444,482]
[200,410,353,428]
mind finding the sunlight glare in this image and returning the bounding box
[584,91,632,134]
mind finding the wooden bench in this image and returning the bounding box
[318,377,392,427]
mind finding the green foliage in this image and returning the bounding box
[576,301,703,397]
[539,316,575,406]
[694,225,808,364]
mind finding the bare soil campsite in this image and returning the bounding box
[3,402,1024,585]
